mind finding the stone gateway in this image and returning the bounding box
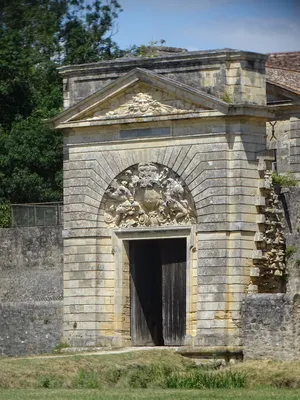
[49,48,300,356]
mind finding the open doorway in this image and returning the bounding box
[129,238,186,346]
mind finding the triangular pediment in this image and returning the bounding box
[71,82,211,121]
[51,68,229,129]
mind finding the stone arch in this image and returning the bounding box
[97,162,197,229]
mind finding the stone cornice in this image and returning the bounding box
[267,103,300,119]
[53,105,274,130]
[58,49,267,78]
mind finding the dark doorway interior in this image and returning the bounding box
[129,238,186,346]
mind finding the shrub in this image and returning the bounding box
[0,202,11,228]
[104,367,122,384]
[166,369,246,389]
[38,375,63,388]
[72,369,101,389]
[221,92,232,103]
[53,341,69,354]
[127,364,174,388]
[286,245,297,260]
[272,172,297,187]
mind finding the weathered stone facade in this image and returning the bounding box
[2,48,296,358]
[52,49,279,351]
[250,157,286,293]
[266,52,300,179]
[240,53,300,360]
[0,50,300,357]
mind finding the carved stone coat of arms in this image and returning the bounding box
[103,163,196,228]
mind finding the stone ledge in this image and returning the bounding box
[177,346,244,361]
[60,345,244,361]
[58,49,268,77]
[60,346,178,355]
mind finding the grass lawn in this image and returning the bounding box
[1,389,300,400]
[2,350,300,399]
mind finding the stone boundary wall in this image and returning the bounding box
[0,301,63,356]
[0,227,63,356]
[243,189,300,360]
[282,188,300,294]
[243,294,300,360]
[0,226,63,302]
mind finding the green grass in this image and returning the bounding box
[231,359,300,388]
[2,350,300,398]
[166,369,246,389]
[0,350,246,390]
[1,388,300,400]
[0,351,194,389]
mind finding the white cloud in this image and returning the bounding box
[182,17,300,53]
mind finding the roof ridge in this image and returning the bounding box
[267,51,300,55]
[266,65,300,73]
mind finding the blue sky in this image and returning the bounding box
[109,0,300,54]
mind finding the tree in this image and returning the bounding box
[62,0,122,64]
[0,0,122,225]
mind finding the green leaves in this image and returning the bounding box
[0,0,122,207]
[0,116,63,203]
[0,202,11,228]
[62,0,123,65]
[272,172,297,187]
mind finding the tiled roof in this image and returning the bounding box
[266,52,300,95]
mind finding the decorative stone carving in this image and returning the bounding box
[91,93,200,119]
[252,164,286,293]
[103,163,196,227]
[261,189,285,274]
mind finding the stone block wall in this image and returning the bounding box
[62,114,267,348]
[0,301,63,356]
[243,294,300,360]
[267,119,290,173]
[267,114,300,179]
[0,227,63,356]
[0,173,299,358]
[243,188,300,359]
[0,227,63,302]
[282,187,300,294]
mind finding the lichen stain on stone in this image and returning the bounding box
[214,310,232,320]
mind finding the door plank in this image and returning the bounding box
[130,240,163,346]
[161,238,186,345]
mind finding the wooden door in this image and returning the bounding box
[161,238,186,346]
[130,240,163,346]
[130,238,186,346]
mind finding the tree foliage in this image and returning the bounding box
[0,0,122,222]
